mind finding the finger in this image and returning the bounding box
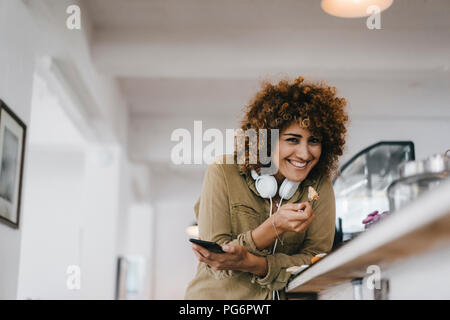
[299,201,312,211]
[193,248,217,266]
[191,244,205,255]
[192,246,206,258]
[282,202,304,211]
[297,210,311,220]
[222,245,235,253]
[192,244,214,259]
[284,209,310,220]
[302,201,312,212]
[299,214,315,231]
[304,213,315,225]
[304,207,314,220]
[298,202,313,217]
[192,248,205,261]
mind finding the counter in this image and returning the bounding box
[286,178,450,299]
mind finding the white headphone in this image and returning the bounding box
[250,169,300,301]
[250,169,300,200]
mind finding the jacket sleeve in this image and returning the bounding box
[195,162,270,280]
[250,176,336,290]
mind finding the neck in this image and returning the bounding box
[274,172,285,187]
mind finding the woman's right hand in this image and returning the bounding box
[273,202,315,234]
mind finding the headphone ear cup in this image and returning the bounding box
[255,175,278,199]
[279,179,300,200]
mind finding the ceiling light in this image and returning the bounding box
[321,0,394,18]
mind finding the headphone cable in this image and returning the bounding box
[270,197,284,301]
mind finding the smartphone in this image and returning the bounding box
[189,238,225,254]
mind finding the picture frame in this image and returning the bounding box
[0,99,26,229]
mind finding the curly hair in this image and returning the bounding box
[234,76,348,179]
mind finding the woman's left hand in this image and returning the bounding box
[191,243,249,272]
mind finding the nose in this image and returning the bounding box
[295,140,313,161]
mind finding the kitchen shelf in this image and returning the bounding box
[286,179,450,293]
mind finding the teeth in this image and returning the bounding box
[289,160,307,168]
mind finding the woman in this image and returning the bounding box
[185,76,348,300]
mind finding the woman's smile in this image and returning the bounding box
[287,158,309,169]
[283,157,317,182]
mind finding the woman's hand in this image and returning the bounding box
[191,243,267,276]
[273,202,315,234]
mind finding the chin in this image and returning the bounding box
[287,172,309,182]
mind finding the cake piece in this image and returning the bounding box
[308,186,319,202]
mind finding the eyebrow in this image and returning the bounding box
[283,133,303,138]
[283,133,320,140]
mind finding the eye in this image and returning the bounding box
[286,137,299,143]
[309,137,321,144]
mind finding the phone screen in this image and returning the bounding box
[189,238,225,253]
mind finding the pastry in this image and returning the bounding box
[308,186,319,202]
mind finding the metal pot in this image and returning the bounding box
[423,150,450,173]
[387,150,450,212]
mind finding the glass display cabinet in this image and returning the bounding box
[332,141,415,244]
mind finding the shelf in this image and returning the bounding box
[286,179,450,293]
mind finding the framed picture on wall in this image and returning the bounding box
[0,100,26,229]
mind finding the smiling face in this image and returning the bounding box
[272,121,322,184]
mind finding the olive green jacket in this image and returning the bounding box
[184,155,336,300]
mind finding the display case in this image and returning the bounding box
[333,141,415,243]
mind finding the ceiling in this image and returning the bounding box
[119,78,260,117]
[82,0,450,118]
[85,0,450,76]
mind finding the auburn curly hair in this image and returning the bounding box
[234,76,348,179]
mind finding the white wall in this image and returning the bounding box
[77,145,126,299]
[152,201,199,299]
[0,0,38,299]
[16,73,129,299]
[147,163,204,299]
[17,146,86,299]
[124,203,154,299]
[345,117,450,163]
[0,0,130,299]
[330,71,450,163]
[17,144,128,300]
